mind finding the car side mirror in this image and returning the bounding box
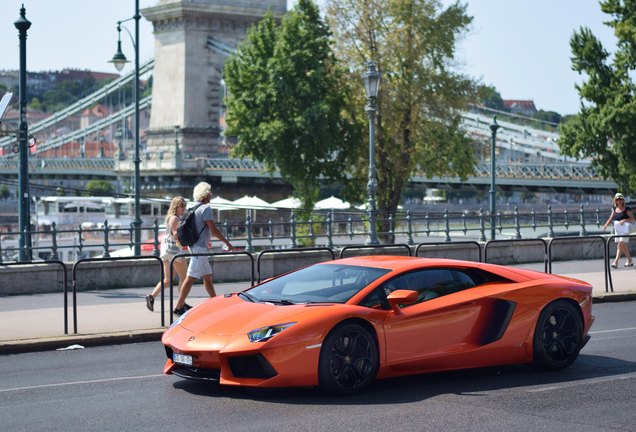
[387,289,418,314]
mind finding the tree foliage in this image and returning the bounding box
[85,180,114,196]
[477,84,505,110]
[224,0,360,208]
[560,0,636,193]
[326,0,477,221]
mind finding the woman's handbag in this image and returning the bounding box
[161,233,181,257]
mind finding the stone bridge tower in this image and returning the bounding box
[142,0,286,164]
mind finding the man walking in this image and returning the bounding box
[174,182,234,315]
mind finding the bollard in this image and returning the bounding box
[128,222,134,250]
[406,210,414,245]
[290,212,297,248]
[444,209,451,242]
[77,225,84,255]
[478,208,486,242]
[102,220,111,258]
[152,218,160,256]
[267,218,274,245]
[462,211,468,236]
[579,204,587,236]
[326,211,333,249]
[245,215,254,253]
[531,208,537,232]
[496,211,502,234]
[514,206,522,239]
[51,222,59,260]
[595,207,601,227]
[308,216,314,241]
[425,212,431,236]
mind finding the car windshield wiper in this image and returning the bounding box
[260,298,300,305]
[238,292,256,302]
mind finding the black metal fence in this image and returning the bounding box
[3,234,629,335]
[0,204,609,263]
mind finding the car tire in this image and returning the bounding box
[533,300,583,370]
[318,323,379,395]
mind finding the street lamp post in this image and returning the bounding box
[362,61,381,246]
[489,116,500,240]
[14,5,32,261]
[110,0,142,256]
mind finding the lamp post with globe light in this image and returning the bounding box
[109,0,142,255]
[361,61,381,246]
[14,5,32,261]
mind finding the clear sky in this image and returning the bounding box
[1,0,617,115]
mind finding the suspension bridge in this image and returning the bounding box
[0,0,617,199]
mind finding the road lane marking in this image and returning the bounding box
[526,372,636,393]
[589,327,636,335]
[0,373,165,393]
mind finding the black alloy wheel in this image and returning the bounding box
[533,300,583,370]
[318,323,379,395]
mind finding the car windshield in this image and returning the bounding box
[247,263,391,304]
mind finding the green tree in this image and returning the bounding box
[0,185,9,200]
[29,97,43,112]
[85,180,114,196]
[559,0,636,193]
[477,84,505,110]
[41,76,99,112]
[327,0,477,231]
[224,0,360,209]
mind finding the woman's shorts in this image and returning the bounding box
[161,254,186,264]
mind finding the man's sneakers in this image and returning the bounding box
[145,295,154,312]
[147,295,193,315]
[173,303,193,316]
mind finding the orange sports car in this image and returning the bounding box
[162,256,594,394]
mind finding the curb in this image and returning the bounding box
[0,329,165,355]
[2,292,635,355]
[592,292,636,303]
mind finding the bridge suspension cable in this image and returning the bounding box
[0,59,154,148]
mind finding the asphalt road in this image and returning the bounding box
[1,303,635,432]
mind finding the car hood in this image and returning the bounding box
[178,294,334,336]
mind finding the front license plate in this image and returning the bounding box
[173,353,193,366]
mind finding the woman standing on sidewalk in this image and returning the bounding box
[146,196,188,311]
[603,192,635,268]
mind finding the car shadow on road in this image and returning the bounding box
[170,353,636,404]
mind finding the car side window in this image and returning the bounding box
[358,287,389,309]
[412,270,454,301]
[357,268,482,309]
[450,270,477,290]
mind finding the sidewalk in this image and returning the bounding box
[1,260,635,354]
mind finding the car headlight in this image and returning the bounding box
[169,310,189,329]
[248,322,296,343]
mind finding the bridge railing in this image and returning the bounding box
[0,204,608,263]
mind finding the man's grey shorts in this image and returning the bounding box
[187,246,214,278]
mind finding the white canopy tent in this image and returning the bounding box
[314,196,351,210]
[208,196,235,220]
[230,195,274,220]
[271,197,302,209]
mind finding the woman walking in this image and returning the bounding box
[146,196,188,311]
[603,192,635,268]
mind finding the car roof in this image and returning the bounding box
[332,255,481,271]
[325,255,553,283]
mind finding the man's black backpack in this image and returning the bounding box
[176,203,205,247]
